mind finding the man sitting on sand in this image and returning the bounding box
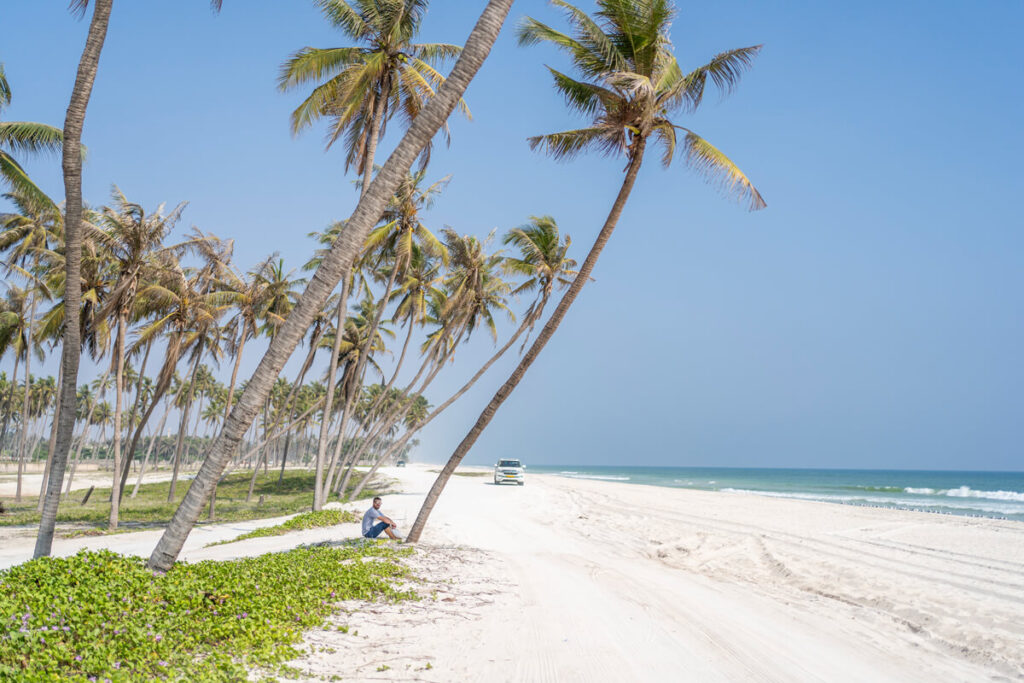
[362,496,400,540]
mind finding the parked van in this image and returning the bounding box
[493,459,525,486]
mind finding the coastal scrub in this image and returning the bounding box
[0,545,415,681]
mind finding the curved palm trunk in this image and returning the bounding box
[132,402,169,498]
[314,281,349,510]
[148,0,515,572]
[35,0,113,559]
[114,337,152,490]
[117,338,182,496]
[407,140,648,544]
[360,78,391,197]
[167,351,202,503]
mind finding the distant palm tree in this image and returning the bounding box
[408,0,766,542]
[0,285,44,500]
[279,0,467,195]
[94,188,188,529]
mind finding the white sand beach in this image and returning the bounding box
[4,464,1023,681]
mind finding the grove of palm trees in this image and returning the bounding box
[0,0,773,679]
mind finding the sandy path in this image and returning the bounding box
[283,466,1024,682]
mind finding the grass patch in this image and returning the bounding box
[206,509,360,548]
[0,470,390,534]
[0,544,416,681]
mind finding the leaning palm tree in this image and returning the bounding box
[407,0,765,542]
[279,0,467,195]
[149,0,516,572]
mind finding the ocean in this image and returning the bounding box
[528,466,1024,523]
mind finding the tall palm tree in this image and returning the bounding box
[0,63,63,208]
[407,0,765,543]
[36,0,114,560]
[279,0,467,195]
[149,0,516,572]
[37,0,225,559]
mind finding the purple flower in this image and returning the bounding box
[158,660,169,667]
[154,634,163,642]
[112,662,120,669]
[40,626,48,631]
[89,677,97,682]
[75,655,82,662]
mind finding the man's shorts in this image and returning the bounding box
[363,521,389,539]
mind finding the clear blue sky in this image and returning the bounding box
[2,0,1021,470]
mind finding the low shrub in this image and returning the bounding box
[0,544,415,681]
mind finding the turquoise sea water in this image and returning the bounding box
[529,466,1024,523]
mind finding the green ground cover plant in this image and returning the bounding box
[206,509,360,547]
[0,470,387,533]
[0,544,416,681]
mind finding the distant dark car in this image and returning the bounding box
[396,460,406,467]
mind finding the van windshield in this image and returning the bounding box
[498,460,521,468]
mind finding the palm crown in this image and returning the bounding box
[279,0,468,175]
[518,0,765,210]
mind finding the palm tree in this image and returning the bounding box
[351,216,577,487]
[279,0,467,195]
[36,0,114,560]
[148,0,516,572]
[94,188,187,529]
[36,0,225,559]
[407,0,766,543]
[0,63,63,208]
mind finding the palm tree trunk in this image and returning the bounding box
[117,338,182,496]
[406,139,648,544]
[63,420,91,499]
[167,351,202,503]
[35,0,113,559]
[314,280,348,509]
[1,354,20,463]
[15,293,37,503]
[115,337,152,489]
[36,362,64,513]
[133,401,170,497]
[109,311,126,530]
[360,78,391,197]
[148,0,516,572]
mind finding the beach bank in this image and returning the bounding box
[285,464,1024,681]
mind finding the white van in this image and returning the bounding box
[493,459,525,486]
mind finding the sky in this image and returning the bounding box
[1,0,1021,471]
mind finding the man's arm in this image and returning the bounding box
[378,514,396,527]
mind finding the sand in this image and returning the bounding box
[3,464,1023,681]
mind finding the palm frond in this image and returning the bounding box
[679,129,766,211]
[277,46,366,91]
[527,126,618,161]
